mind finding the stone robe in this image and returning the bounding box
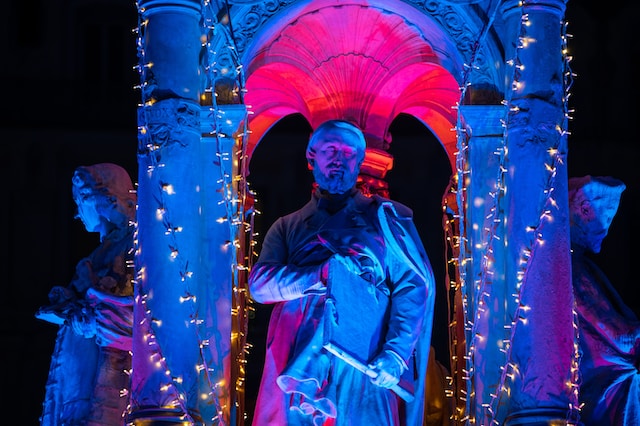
[249,189,434,426]
[40,225,134,426]
[573,250,640,426]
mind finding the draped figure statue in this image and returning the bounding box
[569,175,640,426]
[37,163,136,426]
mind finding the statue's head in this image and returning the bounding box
[72,163,136,235]
[306,120,366,194]
[568,175,625,254]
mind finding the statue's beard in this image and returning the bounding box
[313,166,358,194]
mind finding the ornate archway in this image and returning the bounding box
[130,0,577,424]
[239,0,477,172]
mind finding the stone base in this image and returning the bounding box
[126,407,195,426]
[504,408,582,426]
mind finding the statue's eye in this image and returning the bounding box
[341,147,356,159]
[323,147,337,156]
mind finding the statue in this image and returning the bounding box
[248,120,435,425]
[37,163,136,425]
[569,175,640,426]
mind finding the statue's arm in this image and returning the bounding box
[249,218,326,304]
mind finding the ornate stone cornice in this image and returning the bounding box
[214,0,501,87]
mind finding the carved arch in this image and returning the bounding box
[218,0,505,172]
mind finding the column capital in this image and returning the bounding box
[138,0,201,15]
[501,0,567,18]
[201,104,248,138]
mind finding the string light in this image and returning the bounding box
[130,0,243,423]
[200,0,257,423]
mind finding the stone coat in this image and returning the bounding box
[249,189,434,426]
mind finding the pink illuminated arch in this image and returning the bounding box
[241,0,463,172]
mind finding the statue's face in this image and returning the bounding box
[311,130,362,194]
[75,193,102,233]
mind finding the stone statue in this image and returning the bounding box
[569,175,640,426]
[37,163,136,425]
[248,120,435,425]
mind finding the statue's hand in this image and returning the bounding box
[317,234,384,285]
[48,286,75,304]
[35,286,78,325]
[298,261,329,297]
[69,303,97,338]
[332,252,383,285]
[86,287,133,351]
[366,350,406,389]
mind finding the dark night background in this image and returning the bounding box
[1,1,637,424]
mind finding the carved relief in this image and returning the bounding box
[506,98,564,147]
[204,0,504,94]
[138,99,201,157]
[226,1,296,57]
[421,0,500,86]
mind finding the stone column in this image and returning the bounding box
[128,0,241,424]
[458,105,512,424]
[499,0,577,424]
[456,2,577,422]
[199,103,250,426]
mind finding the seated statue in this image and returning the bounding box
[37,163,136,425]
[569,175,640,426]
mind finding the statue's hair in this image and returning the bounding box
[568,175,626,203]
[72,163,136,228]
[306,119,366,168]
